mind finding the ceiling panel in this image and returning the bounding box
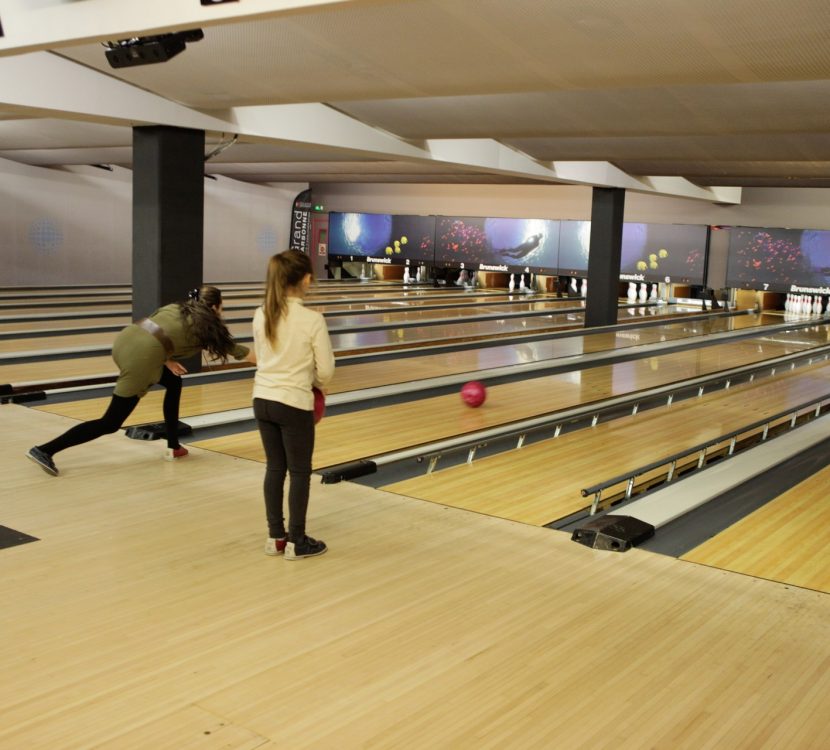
[1,0,829,188]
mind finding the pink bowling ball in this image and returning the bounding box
[460,380,487,408]
[312,387,326,424]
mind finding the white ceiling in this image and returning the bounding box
[1,0,829,194]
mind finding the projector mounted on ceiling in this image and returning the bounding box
[103,29,204,68]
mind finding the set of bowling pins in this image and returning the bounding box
[626,282,658,303]
[508,273,535,294]
[403,264,425,284]
[784,293,824,317]
[567,277,588,297]
[455,269,476,288]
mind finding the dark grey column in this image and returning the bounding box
[584,187,626,328]
[132,126,204,321]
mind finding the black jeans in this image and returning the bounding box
[39,366,183,455]
[253,397,315,542]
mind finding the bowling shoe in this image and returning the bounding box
[27,446,59,476]
[164,446,189,461]
[264,537,288,556]
[284,535,327,560]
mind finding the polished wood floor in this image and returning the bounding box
[682,461,830,593]
[4,404,829,749]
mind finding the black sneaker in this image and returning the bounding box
[27,446,59,476]
[284,535,327,560]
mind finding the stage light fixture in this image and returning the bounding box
[103,29,204,68]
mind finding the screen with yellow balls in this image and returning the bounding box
[619,223,707,284]
[328,212,436,263]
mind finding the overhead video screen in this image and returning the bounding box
[620,223,708,284]
[435,216,559,272]
[726,226,830,292]
[558,220,591,276]
[328,212,435,263]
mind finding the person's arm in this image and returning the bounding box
[165,359,188,376]
[311,316,335,388]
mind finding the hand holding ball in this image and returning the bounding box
[461,380,486,408]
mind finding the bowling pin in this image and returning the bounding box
[784,293,791,312]
[638,282,647,302]
[403,266,411,284]
[627,282,637,302]
[519,274,526,290]
[509,273,515,292]
[649,283,658,301]
[581,279,587,297]
[416,265,422,282]
[570,277,578,295]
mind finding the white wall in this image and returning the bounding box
[0,156,304,286]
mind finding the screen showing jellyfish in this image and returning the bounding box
[434,216,559,272]
[327,212,436,263]
[725,226,830,292]
[557,220,591,275]
[619,223,707,284]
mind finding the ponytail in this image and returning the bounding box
[263,250,312,344]
[178,285,236,362]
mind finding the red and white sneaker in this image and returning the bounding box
[264,537,288,556]
[164,446,189,461]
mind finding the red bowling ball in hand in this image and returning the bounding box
[313,387,326,424]
[460,380,487,408]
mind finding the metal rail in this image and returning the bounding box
[581,392,830,514]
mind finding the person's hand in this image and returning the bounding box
[165,359,188,376]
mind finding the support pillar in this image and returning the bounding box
[132,126,204,321]
[585,187,626,328]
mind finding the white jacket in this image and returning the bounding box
[252,298,335,410]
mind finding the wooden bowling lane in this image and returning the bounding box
[0,311,798,390]
[0,292,565,333]
[0,294,567,335]
[186,336,829,487]
[323,298,580,329]
[682,465,830,593]
[0,299,669,356]
[325,303,696,355]
[382,361,830,527]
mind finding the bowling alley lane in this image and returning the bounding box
[0,293,568,335]
[186,325,830,477]
[324,303,730,354]
[380,360,830,527]
[0,298,690,356]
[0,293,564,332]
[323,298,583,329]
[19,312,814,409]
[681,464,830,593]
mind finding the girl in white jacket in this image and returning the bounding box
[253,250,335,560]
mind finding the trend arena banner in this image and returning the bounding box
[289,189,312,253]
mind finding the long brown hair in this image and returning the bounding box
[263,250,313,344]
[178,285,236,361]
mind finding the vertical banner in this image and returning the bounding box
[289,188,313,254]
